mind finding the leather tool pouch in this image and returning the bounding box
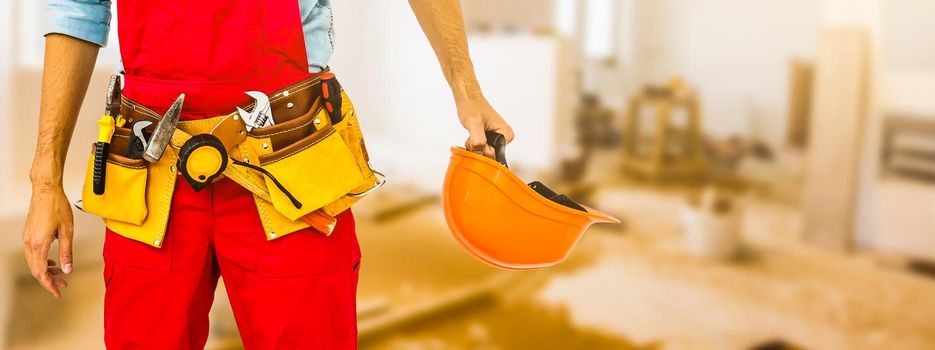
[81,143,149,225]
[321,89,382,215]
[257,123,364,221]
[248,77,382,218]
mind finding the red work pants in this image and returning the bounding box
[102,178,361,349]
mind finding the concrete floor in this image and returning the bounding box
[534,188,935,350]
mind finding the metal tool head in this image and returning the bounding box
[143,94,184,163]
[131,120,153,149]
[104,75,122,117]
[235,91,274,131]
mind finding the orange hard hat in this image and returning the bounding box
[442,132,620,270]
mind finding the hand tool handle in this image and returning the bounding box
[300,210,338,236]
[485,131,508,168]
[93,115,116,195]
[92,142,109,195]
[320,72,344,125]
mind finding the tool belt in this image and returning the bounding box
[79,72,384,247]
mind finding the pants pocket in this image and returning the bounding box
[103,229,173,271]
[352,260,361,292]
[258,210,358,277]
[103,261,115,288]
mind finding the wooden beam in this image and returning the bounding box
[802,27,871,251]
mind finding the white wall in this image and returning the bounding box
[627,0,823,147]
[330,1,569,191]
[878,0,935,116]
[853,0,935,258]
[0,0,13,215]
[883,0,935,70]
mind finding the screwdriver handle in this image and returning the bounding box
[321,72,344,125]
[97,115,116,143]
[93,115,116,195]
[92,142,108,195]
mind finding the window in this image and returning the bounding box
[584,0,614,59]
[555,0,577,37]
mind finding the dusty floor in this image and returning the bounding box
[534,188,935,350]
[5,186,935,350]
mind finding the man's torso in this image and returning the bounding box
[46,0,335,72]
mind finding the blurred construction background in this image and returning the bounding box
[3,0,935,349]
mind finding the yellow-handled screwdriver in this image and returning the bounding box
[92,75,122,195]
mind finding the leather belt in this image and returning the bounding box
[109,74,326,158]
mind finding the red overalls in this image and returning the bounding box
[103,1,360,349]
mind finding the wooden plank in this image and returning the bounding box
[786,59,814,148]
[357,278,503,345]
[802,28,871,251]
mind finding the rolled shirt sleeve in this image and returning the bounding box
[46,0,113,47]
[299,0,334,72]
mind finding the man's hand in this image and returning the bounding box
[23,184,74,299]
[408,0,514,159]
[456,94,514,158]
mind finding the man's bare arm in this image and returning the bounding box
[23,34,99,299]
[408,0,513,156]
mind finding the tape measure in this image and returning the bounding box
[178,134,228,191]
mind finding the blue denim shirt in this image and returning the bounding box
[46,0,334,72]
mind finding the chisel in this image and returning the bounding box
[92,75,122,195]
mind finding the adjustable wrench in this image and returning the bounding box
[236,91,274,131]
[126,120,153,159]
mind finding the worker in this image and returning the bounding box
[20,0,513,349]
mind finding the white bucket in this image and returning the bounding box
[679,195,742,260]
